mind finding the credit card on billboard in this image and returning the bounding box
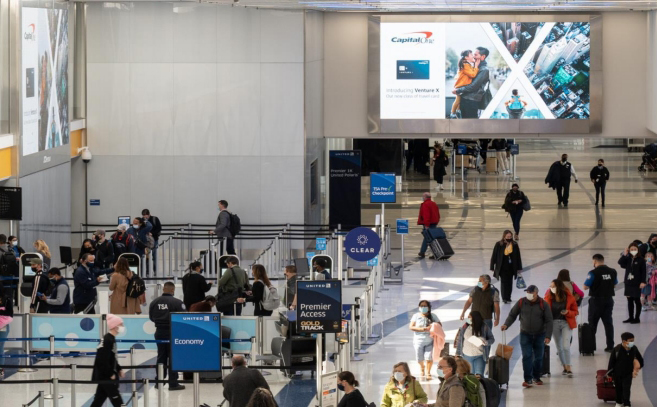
[396,60,430,80]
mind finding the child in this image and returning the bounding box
[450,50,479,118]
[608,332,644,407]
[90,314,125,407]
[642,252,656,311]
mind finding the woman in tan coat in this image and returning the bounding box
[109,258,141,315]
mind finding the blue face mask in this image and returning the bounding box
[437,368,445,378]
[419,307,429,314]
[87,262,95,268]
[49,278,57,283]
[626,341,635,348]
[477,282,484,288]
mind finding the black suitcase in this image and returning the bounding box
[579,322,596,355]
[428,238,454,260]
[488,356,509,387]
[542,344,550,376]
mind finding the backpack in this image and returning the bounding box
[112,234,131,257]
[462,374,484,407]
[518,297,545,310]
[260,283,281,311]
[478,377,501,407]
[228,213,241,237]
[0,249,16,276]
[126,274,146,299]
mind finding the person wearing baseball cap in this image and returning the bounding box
[29,258,50,314]
[501,284,553,388]
[90,314,125,407]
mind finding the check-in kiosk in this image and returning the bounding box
[218,255,239,277]
[118,253,141,276]
[310,255,333,280]
[18,253,43,312]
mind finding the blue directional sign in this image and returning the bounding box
[344,227,381,262]
[457,144,467,154]
[370,172,396,204]
[367,257,379,267]
[342,305,352,320]
[396,219,409,235]
[315,238,327,251]
[510,144,519,155]
[306,252,315,267]
[170,313,221,372]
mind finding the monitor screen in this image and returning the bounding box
[129,266,138,275]
[294,258,310,277]
[23,266,36,277]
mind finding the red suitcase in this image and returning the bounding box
[596,370,616,402]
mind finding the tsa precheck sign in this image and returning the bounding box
[370,172,397,203]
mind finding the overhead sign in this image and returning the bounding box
[457,144,467,154]
[396,219,409,235]
[321,371,339,407]
[118,216,131,226]
[315,238,327,251]
[90,199,100,206]
[510,144,520,155]
[370,172,397,204]
[170,313,222,372]
[344,227,381,262]
[296,280,342,333]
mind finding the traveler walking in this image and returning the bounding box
[182,261,212,310]
[545,153,578,207]
[42,268,71,314]
[213,200,236,255]
[409,299,441,379]
[543,279,578,376]
[90,314,125,407]
[556,269,585,306]
[608,332,644,407]
[460,274,500,360]
[501,285,553,387]
[479,139,491,164]
[238,264,275,316]
[77,239,96,267]
[223,355,270,407]
[0,292,12,379]
[490,230,523,304]
[216,256,250,316]
[29,258,50,314]
[141,209,161,271]
[148,282,185,390]
[430,356,466,407]
[454,358,488,407]
[336,371,368,407]
[127,217,153,258]
[284,265,298,307]
[618,243,646,324]
[381,362,428,407]
[454,311,495,376]
[417,192,440,259]
[584,254,619,352]
[503,183,527,240]
[111,224,136,257]
[590,159,610,207]
[431,143,449,190]
[109,258,141,315]
[73,253,112,314]
[189,296,217,312]
[93,230,114,269]
[33,239,52,269]
[246,388,279,407]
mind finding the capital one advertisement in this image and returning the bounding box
[21,7,69,157]
[380,22,590,120]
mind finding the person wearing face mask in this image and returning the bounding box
[109,258,141,315]
[543,279,578,376]
[454,311,494,376]
[638,233,657,259]
[381,362,427,407]
[182,261,213,310]
[460,275,500,360]
[336,371,368,407]
[618,243,646,324]
[90,314,126,407]
[584,254,619,352]
[28,258,50,314]
[490,230,523,304]
[238,264,274,316]
[127,217,153,258]
[77,238,96,267]
[503,183,526,240]
[424,356,465,407]
[501,285,553,387]
[641,252,656,311]
[607,332,644,407]
[590,158,610,207]
[92,230,114,269]
[545,153,578,208]
[41,268,70,314]
[73,253,112,314]
[111,224,136,257]
[410,300,441,379]
[7,236,24,261]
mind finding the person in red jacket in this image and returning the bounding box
[418,192,440,259]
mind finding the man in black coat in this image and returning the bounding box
[142,209,162,273]
[590,158,610,207]
[223,355,270,407]
[182,261,213,309]
[90,314,125,407]
[545,153,578,207]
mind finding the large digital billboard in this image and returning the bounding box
[379,21,591,121]
[21,7,69,156]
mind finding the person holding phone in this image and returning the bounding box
[544,279,578,377]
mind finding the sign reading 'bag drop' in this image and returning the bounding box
[344,227,382,262]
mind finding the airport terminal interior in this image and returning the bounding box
[1,1,657,407]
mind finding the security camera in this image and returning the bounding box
[78,147,92,163]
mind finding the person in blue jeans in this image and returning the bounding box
[501,285,553,388]
[455,311,495,376]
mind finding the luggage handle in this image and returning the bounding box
[502,330,506,345]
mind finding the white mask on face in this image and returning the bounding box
[550,287,557,294]
[133,224,140,230]
[117,326,125,334]
[11,241,18,247]
[630,250,638,256]
[393,372,405,382]
[526,293,535,301]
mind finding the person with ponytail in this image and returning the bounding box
[337,371,368,407]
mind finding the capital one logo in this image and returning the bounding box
[24,24,36,41]
[391,31,434,44]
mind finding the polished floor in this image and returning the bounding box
[1,138,657,407]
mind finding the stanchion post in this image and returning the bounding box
[173,232,179,275]
[71,364,76,407]
[208,235,213,275]
[38,391,44,407]
[53,378,59,407]
[131,347,137,400]
[193,372,200,407]
[19,314,37,372]
[179,228,185,267]
[157,363,164,406]
[143,378,150,407]
[337,234,344,284]
[316,333,323,401]
[188,223,193,263]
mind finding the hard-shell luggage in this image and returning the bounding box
[579,312,596,355]
[542,344,550,376]
[488,356,509,387]
[596,370,616,402]
[422,229,454,260]
[486,157,498,174]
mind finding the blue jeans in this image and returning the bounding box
[519,332,545,383]
[463,354,486,376]
[0,324,9,365]
[552,319,572,366]
[420,224,438,255]
[414,338,434,361]
[510,210,523,235]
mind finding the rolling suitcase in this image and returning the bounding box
[542,344,550,376]
[429,238,454,260]
[488,356,509,387]
[578,313,596,355]
[596,369,616,402]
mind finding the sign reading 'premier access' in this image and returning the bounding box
[296,280,342,333]
[170,313,222,372]
[344,227,382,262]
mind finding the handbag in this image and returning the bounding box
[516,275,527,289]
[522,194,531,211]
[215,269,242,309]
[495,331,514,360]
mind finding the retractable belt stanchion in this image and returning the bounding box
[188,223,193,263]
[316,333,323,402]
[209,235,214,275]
[44,335,63,399]
[38,391,44,407]
[143,379,150,407]
[53,378,60,407]
[193,372,200,407]
[157,363,164,406]
[173,233,179,275]
[179,228,185,268]
[131,347,137,405]
[19,314,37,372]
[71,364,77,407]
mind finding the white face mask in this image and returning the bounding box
[550,287,557,294]
[466,318,472,325]
[117,326,125,334]
[393,372,405,382]
[630,250,638,256]
[11,241,18,247]
[133,224,140,230]
[526,293,535,301]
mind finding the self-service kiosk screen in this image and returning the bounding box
[129,266,138,275]
[23,266,36,276]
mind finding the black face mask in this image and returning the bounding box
[506,238,512,242]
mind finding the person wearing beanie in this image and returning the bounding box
[90,314,125,407]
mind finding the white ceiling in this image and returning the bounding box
[200,0,657,11]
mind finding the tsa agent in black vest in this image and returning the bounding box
[545,153,578,207]
[618,244,646,324]
[590,159,610,207]
[490,231,523,304]
[42,268,71,314]
[583,254,618,352]
[90,314,125,407]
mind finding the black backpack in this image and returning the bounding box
[0,250,17,276]
[228,213,241,237]
[126,274,146,299]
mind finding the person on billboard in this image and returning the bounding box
[453,47,491,119]
[505,89,528,119]
[450,50,480,119]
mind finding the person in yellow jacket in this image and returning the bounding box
[381,362,428,407]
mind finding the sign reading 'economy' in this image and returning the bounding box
[296,280,342,333]
[170,313,222,372]
[370,172,397,204]
[344,227,381,262]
